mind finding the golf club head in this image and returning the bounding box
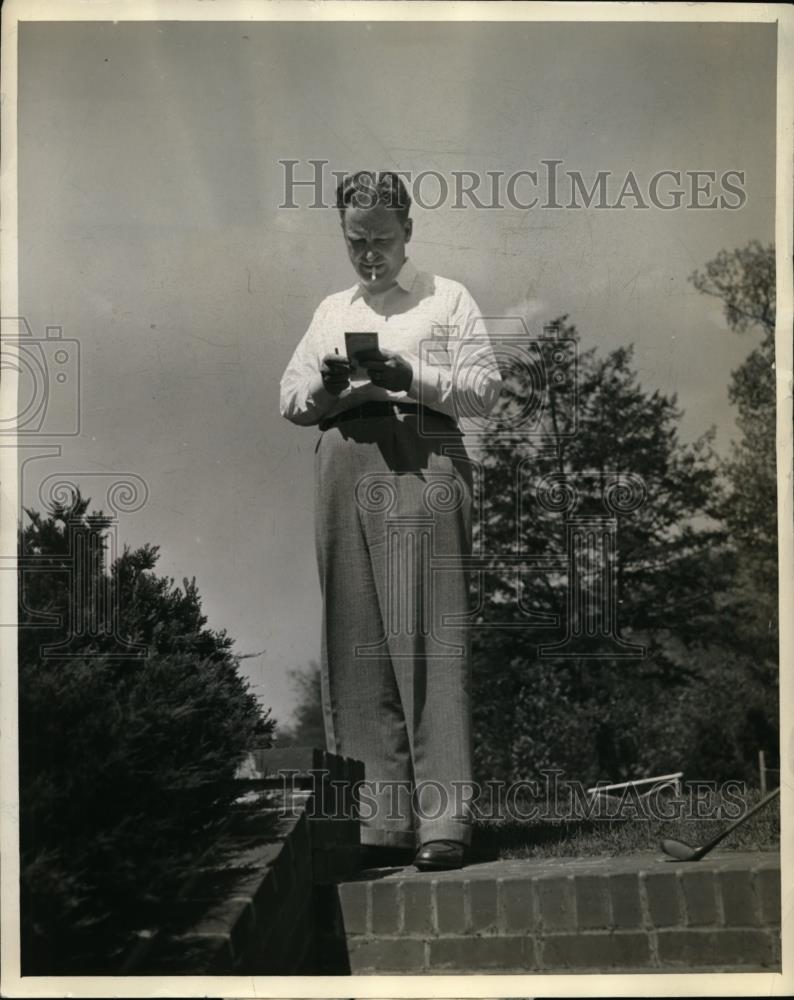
[660,837,700,861]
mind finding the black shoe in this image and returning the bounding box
[413,839,466,871]
[359,844,416,869]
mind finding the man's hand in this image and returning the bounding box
[320,353,352,396]
[365,349,413,392]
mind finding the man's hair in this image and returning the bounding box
[335,171,412,222]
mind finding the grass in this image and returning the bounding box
[470,786,780,860]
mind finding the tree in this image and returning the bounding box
[276,660,326,748]
[18,491,275,973]
[470,319,732,785]
[689,240,775,335]
[689,240,778,766]
[690,241,777,656]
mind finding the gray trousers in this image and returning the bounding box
[314,410,474,847]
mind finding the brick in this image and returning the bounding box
[292,849,314,899]
[714,928,775,966]
[311,851,330,883]
[326,845,360,879]
[211,837,284,872]
[201,870,277,960]
[309,780,350,821]
[429,935,535,971]
[165,896,254,964]
[314,931,352,975]
[541,931,651,970]
[754,867,781,925]
[185,864,275,909]
[313,753,334,783]
[370,880,401,935]
[240,868,281,934]
[656,928,716,968]
[290,810,311,858]
[642,871,681,927]
[258,869,313,966]
[499,878,535,931]
[293,898,317,970]
[718,868,758,926]
[309,816,343,850]
[197,932,237,973]
[282,788,311,814]
[347,937,426,972]
[343,755,363,780]
[314,883,344,933]
[269,842,295,902]
[337,881,369,935]
[770,927,782,965]
[680,870,718,926]
[314,886,352,975]
[238,894,315,974]
[435,881,466,934]
[575,875,610,929]
[608,872,642,928]
[229,807,301,839]
[143,932,234,974]
[535,875,575,930]
[316,754,340,785]
[251,746,325,776]
[657,928,776,968]
[308,816,356,846]
[402,880,433,935]
[312,843,359,880]
[292,903,318,973]
[344,760,366,812]
[469,878,498,933]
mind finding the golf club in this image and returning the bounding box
[660,786,780,861]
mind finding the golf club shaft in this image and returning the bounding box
[698,786,780,857]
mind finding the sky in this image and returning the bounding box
[17,19,776,729]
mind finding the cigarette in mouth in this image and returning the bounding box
[370,267,376,280]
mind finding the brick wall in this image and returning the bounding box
[317,852,781,973]
[121,748,781,976]
[247,746,364,885]
[123,747,362,974]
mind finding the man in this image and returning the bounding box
[280,171,502,870]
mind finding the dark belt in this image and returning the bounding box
[318,401,459,433]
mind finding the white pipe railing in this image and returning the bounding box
[586,772,683,800]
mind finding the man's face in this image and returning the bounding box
[341,204,413,294]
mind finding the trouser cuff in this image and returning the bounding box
[360,826,417,849]
[417,818,472,846]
